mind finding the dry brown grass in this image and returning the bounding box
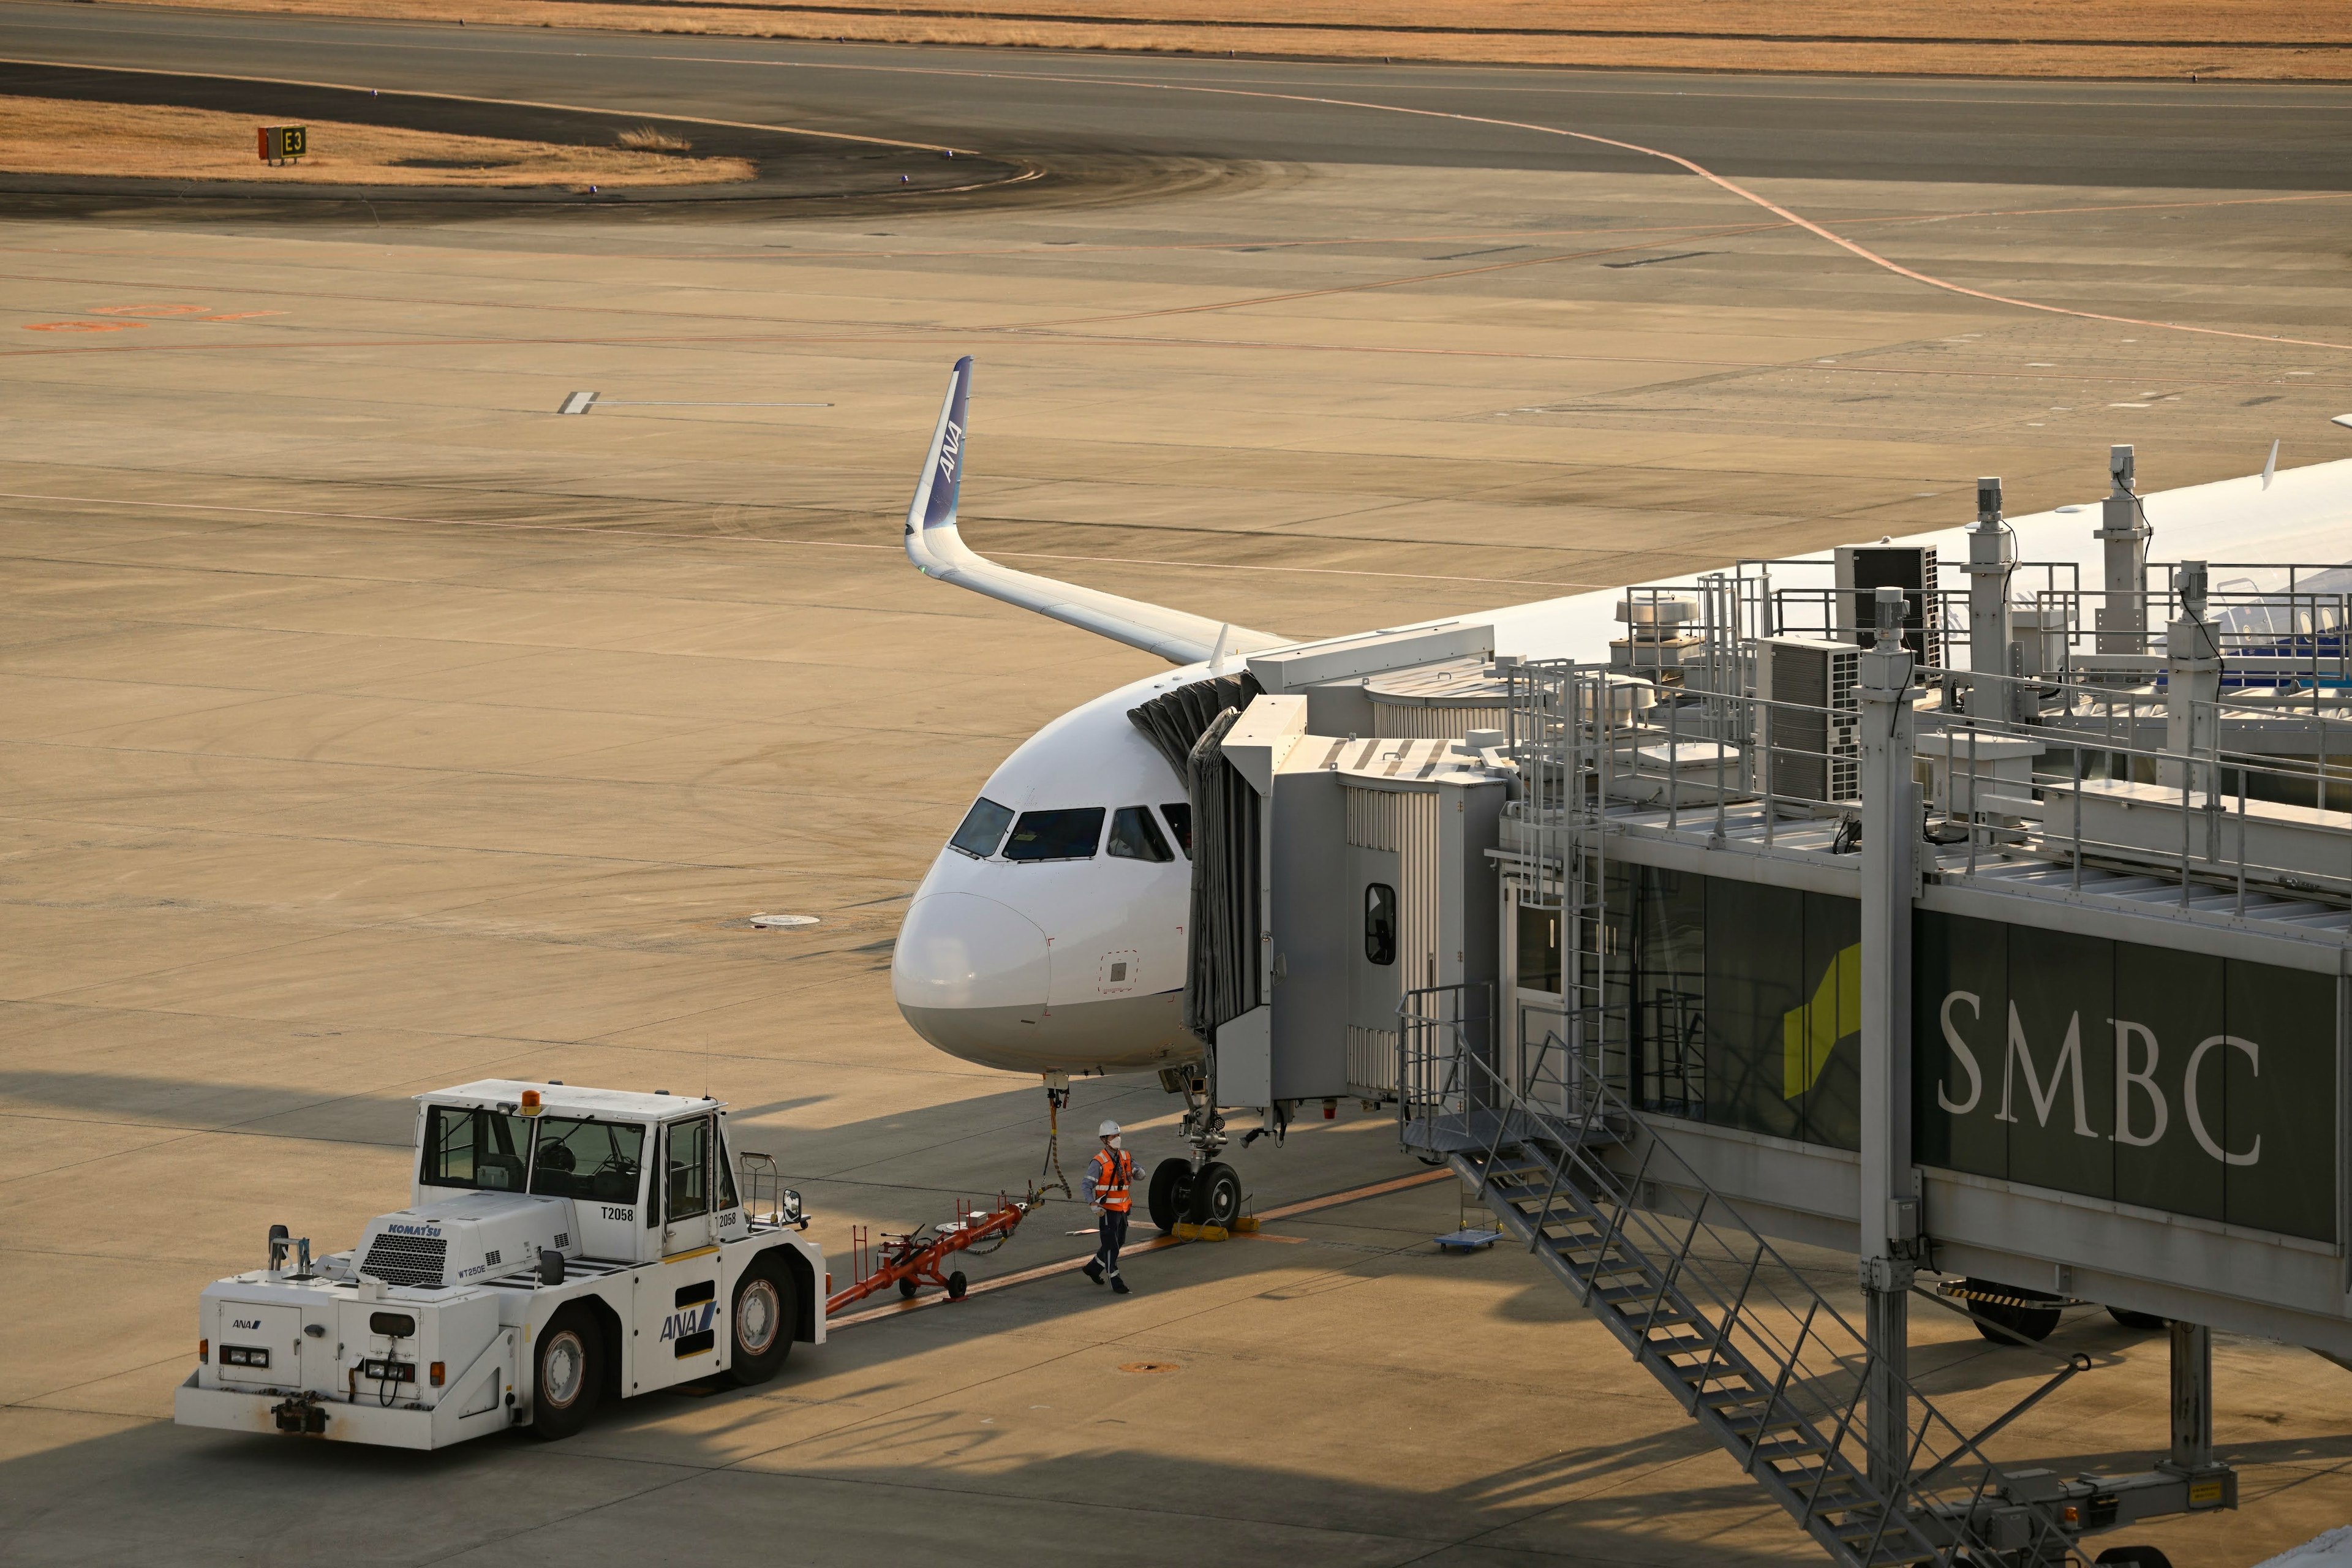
[615,123,692,153]
[0,96,754,185]
[82,0,2352,80]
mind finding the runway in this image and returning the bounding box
[3,10,2352,1566]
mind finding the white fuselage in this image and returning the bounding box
[892,459,2352,1080]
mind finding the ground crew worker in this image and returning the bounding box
[1081,1119,1135,1294]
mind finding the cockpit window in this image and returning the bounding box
[1159,803,1193,859]
[950,797,1016,859]
[529,1117,646,1204]
[1107,805,1174,862]
[420,1104,531,1193]
[1003,807,1105,862]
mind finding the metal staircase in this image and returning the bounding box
[1395,658,2084,1567]
[1401,1009,2082,1568]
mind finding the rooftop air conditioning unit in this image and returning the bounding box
[1834,545,1942,672]
[1755,636,1860,809]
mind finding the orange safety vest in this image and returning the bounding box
[1090,1147,1134,1213]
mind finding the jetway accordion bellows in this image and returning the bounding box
[1128,673,1264,782]
[1183,707,1260,1044]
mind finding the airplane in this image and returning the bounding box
[888,355,2352,1228]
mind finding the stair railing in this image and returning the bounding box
[1443,1023,2082,1568]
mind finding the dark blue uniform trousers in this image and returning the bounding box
[1094,1208,1129,1280]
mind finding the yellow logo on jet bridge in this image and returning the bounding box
[1783,943,1860,1098]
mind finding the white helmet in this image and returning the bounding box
[1098,1120,1121,1137]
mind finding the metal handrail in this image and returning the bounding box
[1401,1006,2082,1567]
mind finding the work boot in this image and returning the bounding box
[1110,1276,1130,1295]
[1082,1261,1104,1285]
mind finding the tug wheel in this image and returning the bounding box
[1188,1162,1242,1229]
[530,1307,602,1439]
[1147,1158,1193,1235]
[725,1254,793,1387]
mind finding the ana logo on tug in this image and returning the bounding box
[232,1318,260,1330]
[657,1303,717,1343]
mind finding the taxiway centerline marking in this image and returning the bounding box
[622,50,2352,355]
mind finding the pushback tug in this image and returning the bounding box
[175,1081,824,1447]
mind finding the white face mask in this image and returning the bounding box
[1104,1137,1121,1150]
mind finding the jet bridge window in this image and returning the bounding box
[1365,883,1398,966]
[949,797,1016,859]
[1158,803,1193,859]
[420,1105,531,1193]
[1107,805,1174,862]
[529,1117,646,1204]
[1003,807,1105,862]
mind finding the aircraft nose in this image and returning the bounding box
[892,892,1049,1012]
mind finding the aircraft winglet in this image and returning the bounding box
[899,358,1289,666]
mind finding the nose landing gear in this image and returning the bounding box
[1147,1157,1242,1234]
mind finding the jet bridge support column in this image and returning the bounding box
[2169,1321,2214,1472]
[1857,586,1921,1495]
[1964,477,2017,722]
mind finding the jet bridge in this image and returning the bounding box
[1161,455,2352,1567]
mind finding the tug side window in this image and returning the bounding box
[529,1117,646,1205]
[420,1106,531,1193]
[665,1117,712,1224]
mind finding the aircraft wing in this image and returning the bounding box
[902,357,1292,666]
[900,353,2352,669]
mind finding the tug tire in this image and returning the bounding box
[1188,1162,1243,1230]
[725,1253,794,1387]
[1147,1159,1192,1235]
[530,1306,602,1439]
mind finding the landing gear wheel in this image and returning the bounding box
[946,1270,968,1301]
[2107,1306,2168,1332]
[724,1256,793,1387]
[1965,1277,2063,1344]
[1148,1158,1193,1234]
[1188,1161,1242,1229]
[530,1306,602,1439]
[2094,1547,2175,1567]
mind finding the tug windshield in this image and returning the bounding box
[420,1105,532,1193]
[529,1117,647,1204]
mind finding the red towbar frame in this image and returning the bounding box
[826,1191,1042,1314]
